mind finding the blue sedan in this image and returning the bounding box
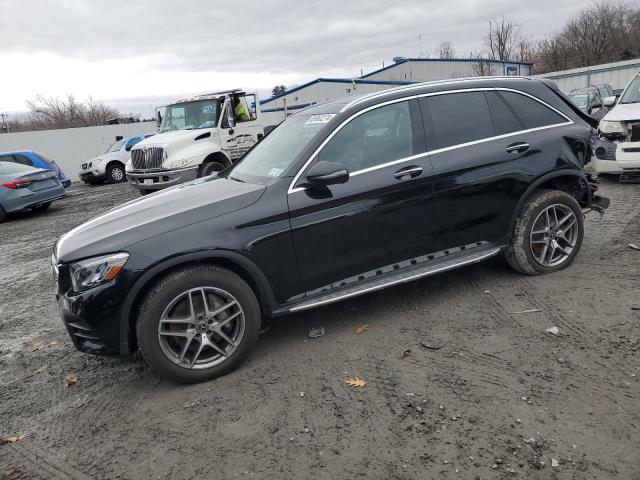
[0,150,71,188]
[0,161,65,222]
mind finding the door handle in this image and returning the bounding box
[506,142,530,154]
[394,166,422,180]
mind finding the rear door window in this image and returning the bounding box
[419,92,494,150]
[485,91,524,135]
[498,91,568,129]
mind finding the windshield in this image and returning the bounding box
[229,114,332,180]
[568,94,589,110]
[620,76,640,104]
[106,139,125,153]
[160,100,220,132]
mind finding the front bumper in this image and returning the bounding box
[79,170,106,183]
[54,265,138,356]
[592,139,640,173]
[126,166,198,192]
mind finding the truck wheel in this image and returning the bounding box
[136,265,261,384]
[505,189,584,275]
[200,161,225,177]
[106,163,126,183]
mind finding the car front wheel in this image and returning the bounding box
[136,265,260,383]
[107,163,126,183]
[505,189,584,275]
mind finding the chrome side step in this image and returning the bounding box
[289,246,502,312]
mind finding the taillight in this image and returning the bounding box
[2,179,33,189]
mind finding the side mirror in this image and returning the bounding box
[156,110,162,127]
[603,96,616,107]
[305,161,349,187]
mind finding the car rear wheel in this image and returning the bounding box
[0,205,6,223]
[106,163,126,183]
[32,202,51,211]
[505,189,584,275]
[136,265,260,383]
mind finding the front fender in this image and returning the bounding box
[118,250,276,354]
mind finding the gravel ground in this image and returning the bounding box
[1,179,639,479]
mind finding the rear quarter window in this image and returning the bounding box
[498,91,568,129]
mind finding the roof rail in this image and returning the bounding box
[341,76,531,112]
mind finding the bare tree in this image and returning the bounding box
[22,94,118,130]
[470,51,495,76]
[438,41,456,59]
[486,16,520,61]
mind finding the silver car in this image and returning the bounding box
[0,161,65,222]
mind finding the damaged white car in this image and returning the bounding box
[591,73,640,182]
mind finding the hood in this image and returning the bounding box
[55,176,265,263]
[601,103,640,122]
[134,129,214,148]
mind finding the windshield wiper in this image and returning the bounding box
[228,175,245,183]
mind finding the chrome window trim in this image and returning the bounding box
[288,87,573,194]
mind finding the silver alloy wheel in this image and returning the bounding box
[529,203,579,267]
[111,167,124,181]
[157,287,245,369]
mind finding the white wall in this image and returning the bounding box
[0,122,157,181]
[536,59,640,93]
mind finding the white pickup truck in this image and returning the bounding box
[126,90,264,195]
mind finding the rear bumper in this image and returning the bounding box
[3,185,65,213]
[126,166,199,192]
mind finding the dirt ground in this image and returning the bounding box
[1,178,639,480]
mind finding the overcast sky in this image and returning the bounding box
[0,0,583,116]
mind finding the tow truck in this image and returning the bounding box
[126,90,263,195]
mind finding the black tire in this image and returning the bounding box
[505,189,584,275]
[32,202,51,211]
[199,161,225,177]
[136,265,260,384]
[106,163,126,183]
[0,205,6,223]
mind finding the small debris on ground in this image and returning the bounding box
[510,308,542,314]
[344,377,366,388]
[1,435,25,445]
[628,243,640,250]
[545,326,560,336]
[299,392,305,397]
[524,437,536,444]
[420,341,445,350]
[308,327,325,338]
[484,290,490,294]
[66,375,78,386]
[400,348,412,359]
[355,325,370,334]
[551,458,559,467]
[31,341,44,352]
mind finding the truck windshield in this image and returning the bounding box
[620,77,640,104]
[160,100,220,132]
[229,114,331,181]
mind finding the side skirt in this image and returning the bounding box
[279,242,504,314]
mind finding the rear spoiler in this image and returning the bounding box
[539,78,599,129]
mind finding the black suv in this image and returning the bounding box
[53,77,608,383]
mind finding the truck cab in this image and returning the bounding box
[126,90,263,195]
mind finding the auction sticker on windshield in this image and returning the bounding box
[305,114,335,125]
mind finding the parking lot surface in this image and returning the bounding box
[1,179,639,479]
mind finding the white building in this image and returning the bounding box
[535,58,640,93]
[259,57,533,126]
[361,56,532,82]
[259,78,413,126]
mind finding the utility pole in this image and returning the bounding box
[0,113,9,133]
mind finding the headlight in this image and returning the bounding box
[598,120,624,135]
[125,159,132,172]
[165,157,197,169]
[70,252,129,292]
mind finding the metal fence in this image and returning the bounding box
[0,122,157,181]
